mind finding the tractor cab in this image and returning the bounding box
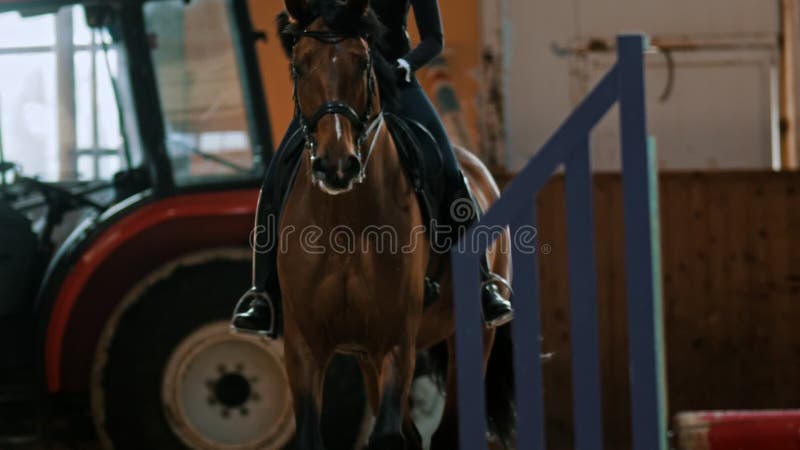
[0,1,298,448]
[0,0,273,262]
[0,0,273,204]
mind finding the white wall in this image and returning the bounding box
[505,0,781,171]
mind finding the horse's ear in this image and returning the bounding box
[347,0,368,16]
[285,0,312,23]
[276,11,297,56]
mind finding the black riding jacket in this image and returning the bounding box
[371,0,444,72]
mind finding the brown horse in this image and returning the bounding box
[276,1,514,448]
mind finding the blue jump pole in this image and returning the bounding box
[565,135,604,450]
[509,204,546,450]
[452,248,489,450]
[618,34,668,450]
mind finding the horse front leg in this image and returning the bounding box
[368,341,421,450]
[430,330,496,450]
[284,314,329,450]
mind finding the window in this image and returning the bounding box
[0,6,134,182]
[74,14,125,181]
[145,0,259,185]
[0,6,140,181]
[0,11,57,181]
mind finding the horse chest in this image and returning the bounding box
[278,160,427,343]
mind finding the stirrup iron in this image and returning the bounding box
[230,289,276,338]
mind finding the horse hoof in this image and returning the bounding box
[369,434,405,450]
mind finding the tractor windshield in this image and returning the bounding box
[0,5,141,183]
[144,0,261,186]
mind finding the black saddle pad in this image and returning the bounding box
[383,112,446,228]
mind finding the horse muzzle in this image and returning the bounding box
[311,153,362,194]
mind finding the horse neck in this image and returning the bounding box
[363,121,407,195]
[353,122,412,206]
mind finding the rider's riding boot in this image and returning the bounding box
[448,175,514,328]
[231,288,277,336]
[480,256,514,328]
[231,182,283,337]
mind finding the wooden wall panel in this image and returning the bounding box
[525,171,800,450]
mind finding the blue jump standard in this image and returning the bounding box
[451,34,667,450]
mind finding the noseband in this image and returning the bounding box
[291,30,384,183]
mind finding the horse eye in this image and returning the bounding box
[359,58,369,71]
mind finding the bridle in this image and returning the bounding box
[291,29,384,183]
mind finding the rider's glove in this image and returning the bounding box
[395,58,412,84]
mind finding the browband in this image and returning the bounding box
[294,29,364,45]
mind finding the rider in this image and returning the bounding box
[232,0,514,335]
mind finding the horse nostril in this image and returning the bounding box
[342,155,361,177]
[312,156,328,176]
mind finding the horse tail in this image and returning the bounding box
[486,323,516,447]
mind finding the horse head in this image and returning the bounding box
[283,0,381,195]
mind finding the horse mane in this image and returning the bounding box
[276,1,399,108]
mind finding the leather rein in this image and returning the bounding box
[290,30,384,183]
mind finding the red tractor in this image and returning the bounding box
[0,1,368,448]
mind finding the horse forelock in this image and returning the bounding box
[276,2,399,108]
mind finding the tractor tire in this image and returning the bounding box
[91,251,295,450]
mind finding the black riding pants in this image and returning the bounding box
[393,78,461,187]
